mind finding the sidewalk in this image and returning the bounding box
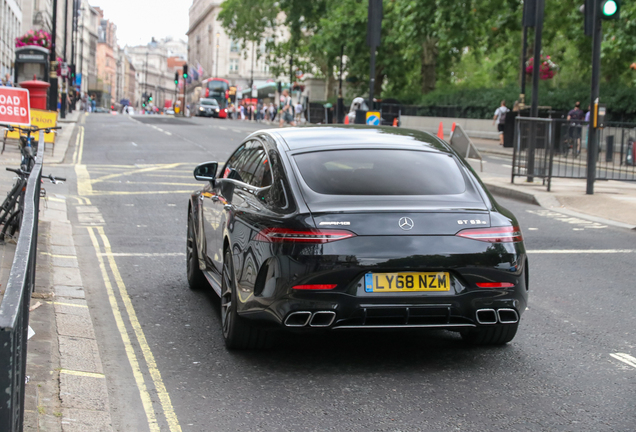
[459,134,636,229]
[1,108,114,431]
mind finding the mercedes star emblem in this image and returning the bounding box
[398,217,414,231]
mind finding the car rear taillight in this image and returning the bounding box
[456,226,523,243]
[254,228,356,243]
[292,284,337,290]
[475,282,515,288]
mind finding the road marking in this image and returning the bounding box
[91,163,185,185]
[75,165,94,196]
[527,209,607,229]
[60,369,105,379]
[131,142,138,146]
[610,353,636,369]
[48,197,66,203]
[232,129,242,133]
[48,301,88,308]
[95,226,182,432]
[100,180,200,187]
[86,227,160,432]
[218,126,227,130]
[86,190,195,196]
[527,249,634,254]
[164,131,172,136]
[97,252,185,257]
[502,164,513,169]
[72,126,85,164]
[40,252,76,258]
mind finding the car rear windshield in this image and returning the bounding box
[200,99,218,106]
[294,149,466,195]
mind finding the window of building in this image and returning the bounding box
[229,59,239,74]
[230,39,240,53]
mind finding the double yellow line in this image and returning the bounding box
[87,226,182,432]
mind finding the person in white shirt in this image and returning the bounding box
[492,100,509,146]
[295,102,303,123]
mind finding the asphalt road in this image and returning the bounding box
[67,113,636,432]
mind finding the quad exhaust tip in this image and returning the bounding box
[284,311,336,327]
[284,311,312,327]
[309,311,336,327]
[497,308,519,324]
[476,308,519,325]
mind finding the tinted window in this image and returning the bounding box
[200,98,218,106]
[294,149,466,195]
[223,143,247,180]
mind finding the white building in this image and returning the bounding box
[1,0,22,80]
[74,0,99,96]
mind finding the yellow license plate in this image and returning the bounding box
[364,272,450,293]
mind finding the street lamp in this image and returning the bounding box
[215,32,220,77]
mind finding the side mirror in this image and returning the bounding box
[193,161,218,182]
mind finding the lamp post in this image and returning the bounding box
[48,0,59,111]
[215,32,220,77]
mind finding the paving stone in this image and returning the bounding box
[55,286,85,299]
[59,373,108,411]
[49,233,74,247]
[50,245,77,256]
[61,408,113,432]
[54,299,90,318]
[59,336,103,374]
[51,255,79,268]
[56,314,95,339]
[53,266,83,286]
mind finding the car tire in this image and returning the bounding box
[186,211,207,290]
[221,249,269,350]
[460,323,518,346]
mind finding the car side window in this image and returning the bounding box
[252,151,273,188]
[223,143,247,179]
[237,146,264,185]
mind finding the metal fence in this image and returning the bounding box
[512,117,636,190]
[0,134,44,432]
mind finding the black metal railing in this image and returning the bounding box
[0,133,44,432]
[512,117,636,190]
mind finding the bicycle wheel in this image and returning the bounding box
[0,209,21,242]
[0,181,22,225]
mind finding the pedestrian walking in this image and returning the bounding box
[295,101,303,123]
[567,101,585,156]
[2,73,13,86]
[279,89,296,127]
[492,100,509,146]
[268,103,275,122]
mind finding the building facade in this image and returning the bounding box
[187,0,271,97]
[75,0,99,96]
[93,7,117,107]
[1,0,22,80]
[127,37,186,110]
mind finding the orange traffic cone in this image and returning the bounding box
[392,117,398,127]
[449,122,456,141]
[344,115,349,125]
[437,122,444,140]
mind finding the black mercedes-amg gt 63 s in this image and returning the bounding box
[187,126,528,349]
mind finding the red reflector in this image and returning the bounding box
[456,226,523,243]
[476,282,515,288]
[255,228,356,243]
[292,284,337,290]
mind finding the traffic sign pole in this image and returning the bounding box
[587,0,602,195]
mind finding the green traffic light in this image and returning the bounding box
[602,0,617,15]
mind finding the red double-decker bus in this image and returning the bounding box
[201,78,230,118]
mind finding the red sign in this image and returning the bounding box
[0,87,30,126]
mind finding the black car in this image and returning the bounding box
[187,126,528,349]
[195,98,221,118]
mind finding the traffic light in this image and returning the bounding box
[600,0,619,19]
[174,72,179,85]
[148,94,153,102]
[183,64,188,79]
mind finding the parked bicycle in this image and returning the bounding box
[0,124,61,171]
[0,167,65,244]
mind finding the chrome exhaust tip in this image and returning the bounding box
[476,309,498,325]
[309,311,336,327]
[284,311,312,327]
[497,308,519,324]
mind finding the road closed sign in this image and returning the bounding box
[0,87,30,126]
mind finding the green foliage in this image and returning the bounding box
[219,0,636,105]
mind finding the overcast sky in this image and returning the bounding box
[91,0,189,47]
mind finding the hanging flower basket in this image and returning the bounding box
[526,56,559,80]
[15,30,52,50]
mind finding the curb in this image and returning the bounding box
[484,181,636,231]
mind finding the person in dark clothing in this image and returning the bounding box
[567,101,585,156]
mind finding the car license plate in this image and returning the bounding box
[364,272,450,293]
